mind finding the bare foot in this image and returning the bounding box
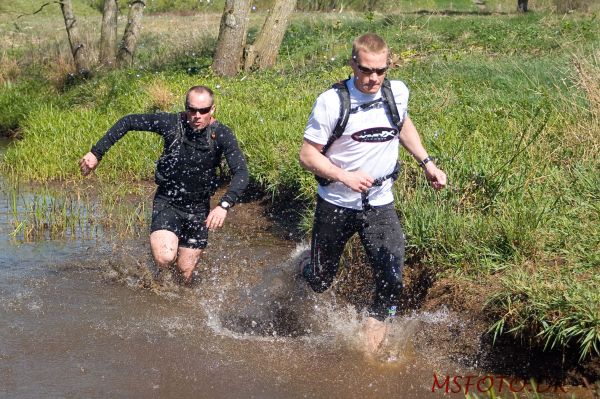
[361,316,388,354]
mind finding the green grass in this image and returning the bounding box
[0,8,599,360]
[0,0,99,21]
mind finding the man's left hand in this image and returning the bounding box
[205,206,228,231]
[424,163,447,190]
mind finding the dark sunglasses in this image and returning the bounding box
[186,105,213,114]
[355,63,388,76]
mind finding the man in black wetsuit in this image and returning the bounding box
[79,85,248,284]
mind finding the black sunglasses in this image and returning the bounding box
[355,63,388,76]
[186,105,213,115]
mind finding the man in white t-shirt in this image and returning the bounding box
[298,33,447,348]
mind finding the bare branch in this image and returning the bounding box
[15,1,61,20]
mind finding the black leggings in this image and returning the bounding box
[303,195,405,320]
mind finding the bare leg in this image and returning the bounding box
[177,247,203,285]
[150,230,179,278]
[361,316,388,354]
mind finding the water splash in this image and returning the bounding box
[211,244,317,339]
[201,243,442,366]
[80,240,454,368]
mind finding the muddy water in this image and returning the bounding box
[0,138,589,399]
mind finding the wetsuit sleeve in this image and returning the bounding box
[90,113,176,160]
[216,125,249,205]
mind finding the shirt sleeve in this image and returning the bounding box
[91,113,175,160]
[390,80,410,121]
[303,89,341,145]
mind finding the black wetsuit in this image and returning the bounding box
[91,112,249,248]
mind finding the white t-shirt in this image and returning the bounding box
[304,77,409,210]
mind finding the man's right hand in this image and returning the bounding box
[299,140,373,192]
[339,169,374,193]
[79,152,98,176]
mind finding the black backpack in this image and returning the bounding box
[316,77,404,186]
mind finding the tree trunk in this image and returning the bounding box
[117,0,146,67]
[99,0,119,67]
[212,0,252,77]
[59,0,90,76]
[243,0,296,71]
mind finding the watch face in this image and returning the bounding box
[220,201,230,209]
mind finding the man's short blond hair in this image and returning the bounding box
[351,33,389,61]
[185,85,214,108]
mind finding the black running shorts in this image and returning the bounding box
[150,194,209,249]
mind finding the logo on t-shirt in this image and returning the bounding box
[351,127,398,143]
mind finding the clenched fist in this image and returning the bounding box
[79,152,98,176]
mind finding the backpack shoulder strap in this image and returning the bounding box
[321,78,351,155]
[381,78,403,131]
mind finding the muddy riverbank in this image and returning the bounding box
[246,194,600,393]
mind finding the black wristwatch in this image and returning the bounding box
[219,200,232,210]
[419,156,434,168]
